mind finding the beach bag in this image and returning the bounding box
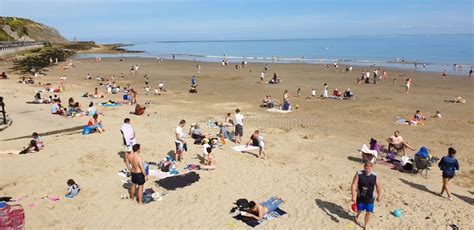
[143,193,153,204]
[0,202,25,229]
[386,152,396,160]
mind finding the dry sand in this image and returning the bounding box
[0,58,473,229]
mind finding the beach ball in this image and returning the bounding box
[295,105,300,109]
[393,209,402,217]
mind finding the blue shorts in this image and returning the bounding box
[357,203,374,213]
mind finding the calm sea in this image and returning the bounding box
[85,35,474,74]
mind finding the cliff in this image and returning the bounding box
[0,17,68,43]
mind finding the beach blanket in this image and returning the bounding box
[149,169,179,179]
[232,145,260,152]
[266,108,292,113]
[395,118,408,125]
[234,208,287,227]
[98,102,121,107]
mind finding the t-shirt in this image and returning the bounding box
[51,103,60,113]
[68,184,80,196]
[311,90,316,96]
[438,156,459,175]
[175,126,185,144]
[390,135,403,145]
[235,113,244,126]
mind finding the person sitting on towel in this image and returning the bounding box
[242,196,285,220]
[87,114,104,133]
[333,88,342,98]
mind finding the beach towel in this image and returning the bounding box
[266,108,292,113]
[149,169,179,179]
[232,145,260,152]
[395,118,408,125]
[234,208,287,227]
[120,123,136,146]
[98,102,121,107]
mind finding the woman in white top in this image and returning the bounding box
[323,83,328,98]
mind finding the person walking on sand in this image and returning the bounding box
[405,78,412,94]
[438,147,459,201]
[260,71,265,82]
[175,119,187,162]
[121,118,136,153]
[351,162,381,230]
[234,109,244,144]
[442,69,447,80]
[128,144,147,204]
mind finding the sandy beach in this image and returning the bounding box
[0,57,473,229]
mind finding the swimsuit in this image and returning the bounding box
[131,172,145,185]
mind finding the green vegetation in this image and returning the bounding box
[0,16,67,43]
[0,29,13,41]
[11,46,76,74]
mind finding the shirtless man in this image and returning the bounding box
[242,196,285,220]
[127,144,148,204]
[199,147,216,170]
[386,131,415,154]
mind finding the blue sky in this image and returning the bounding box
[1,0,473,42]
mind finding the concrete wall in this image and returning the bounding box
[0,43,44,57]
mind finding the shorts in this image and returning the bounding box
[131,172,145,185]
[442,171,455,179]
[235,124,243,137]
[357,202,374,213]
[175,142,188,153]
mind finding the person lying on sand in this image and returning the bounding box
[241,196,285,220]
[453,96,466,103]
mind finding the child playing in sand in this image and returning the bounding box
[432,111,442,118]
[0,132,44,155]
[65,179,80,198]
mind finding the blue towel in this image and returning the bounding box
[234,208,287,227]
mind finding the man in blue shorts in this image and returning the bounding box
[351,162,381,229]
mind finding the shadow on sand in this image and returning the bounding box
[452,193,474,205]
[315,199,354,223]
[399,178,438,196]
[1,125,84,141]
[155,172,200,190]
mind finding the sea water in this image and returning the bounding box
[81,34,474,75]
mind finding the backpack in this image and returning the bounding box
[235,199,250,211]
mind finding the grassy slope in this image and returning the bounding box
[0,17,67,43]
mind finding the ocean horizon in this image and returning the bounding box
[86,34,473,75]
